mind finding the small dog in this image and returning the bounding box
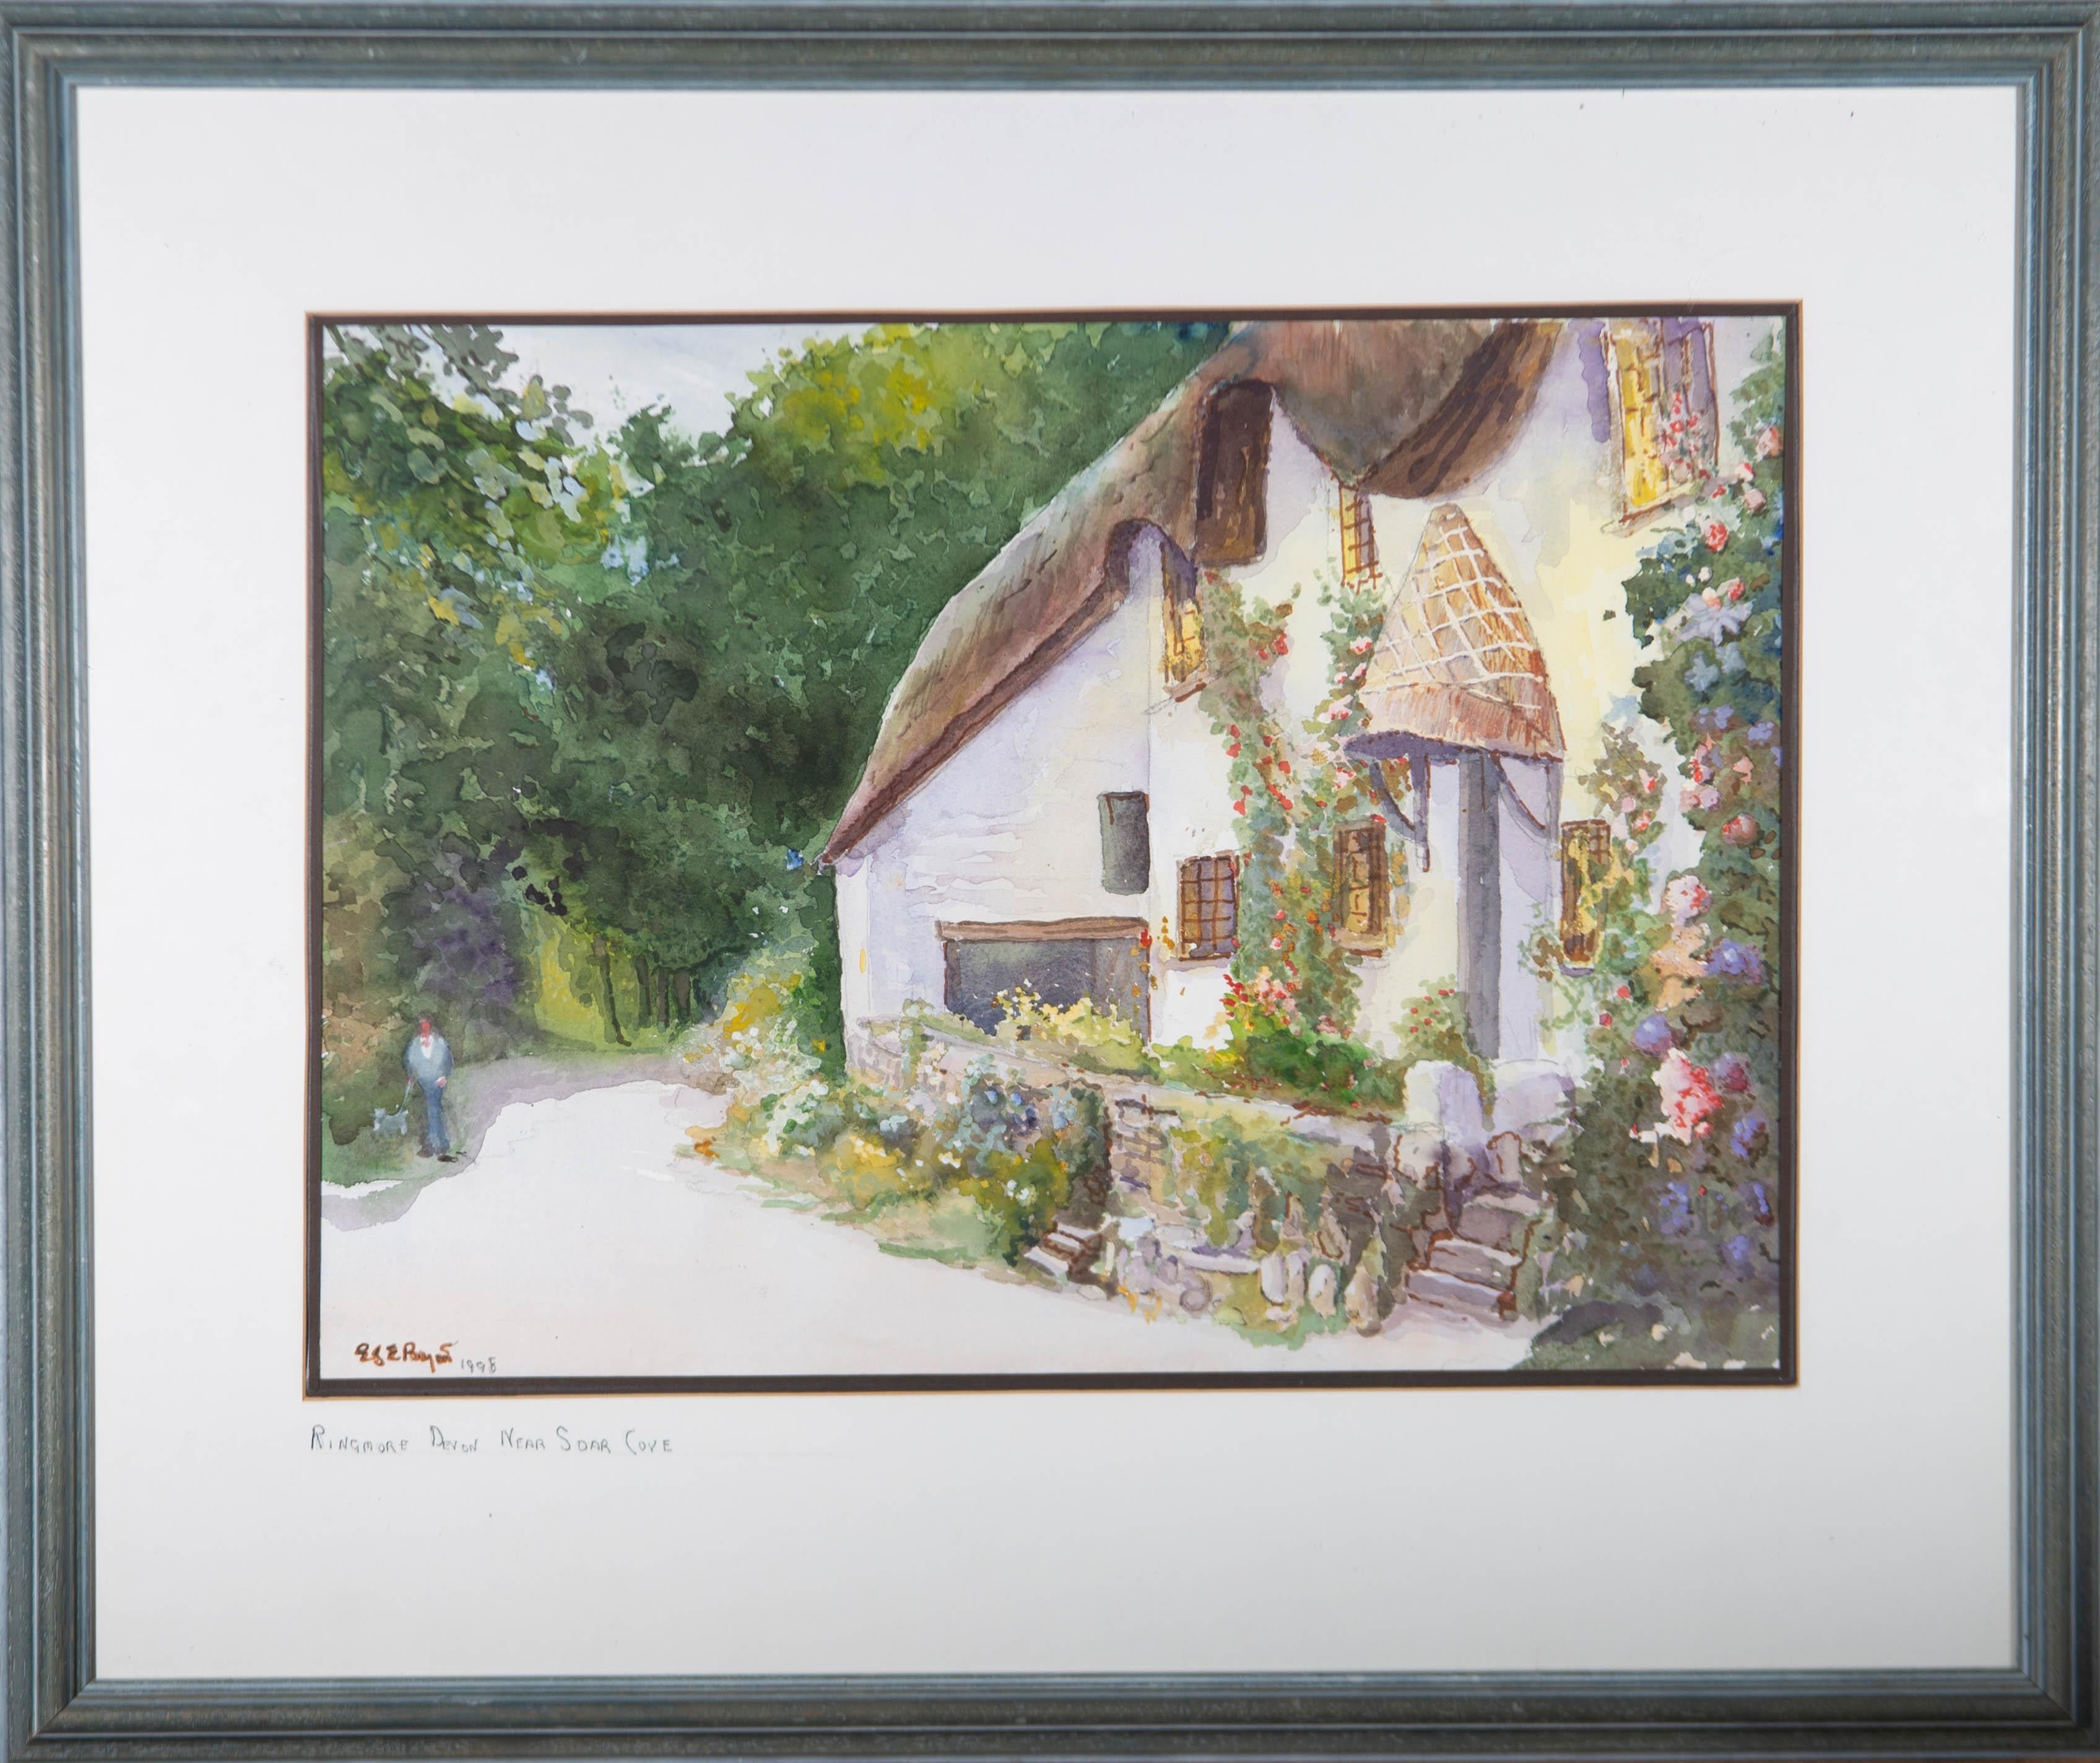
[370,1105,410,1141]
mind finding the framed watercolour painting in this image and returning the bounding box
[3,6,2095,1759]
[309,308,1798,1391]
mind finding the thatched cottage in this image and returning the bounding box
[822,316,1748,1076]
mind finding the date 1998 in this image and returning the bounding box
[354,1340,496,1375]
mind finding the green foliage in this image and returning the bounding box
[319,323,624,1115]
[1203,978,1410,1110]
[942,1066,1105,1265]
[992,983,1153,1076]
[1522,1294,1784,1372]
[1523,329,1788,1368]
[1184,559,1426,1118]
[1165,1111,1330,1251]
[1391,980,1492,1097]
[585,321,1225,1005]
[709,1022,1112,1269]
[1192,565,1405,1038]
[319,319,1223,1137]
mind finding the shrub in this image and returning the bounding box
[1165,1108,1329,1251]
[1389,979,1493,1100]
[1192,973,1415,1112]
[710,1040,1112,1269]
[994,984,1152,1077]
[937,1059,1108,1263]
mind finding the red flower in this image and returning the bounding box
[1599,1011,1614,1028]
[1702,519,1730,552]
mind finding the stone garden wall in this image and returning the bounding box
[850,1021,1573,1330]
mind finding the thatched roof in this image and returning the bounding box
[1350,503,1564,763]
[822,318,1564,864]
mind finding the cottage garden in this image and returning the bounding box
[689,341,1787,1372]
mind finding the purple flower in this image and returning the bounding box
[1656,1181,1693,1238]
[1746,1180,1775,1225]
[1720,1233,1758,1279]
[1632,1013,1675,1057]
[1748,720,1779,746]
[1712,1052,1753,1094]
[1731,1110,1769,1160]
[1706,939,1766,985]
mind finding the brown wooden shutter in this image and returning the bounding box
[1194,382,1273,565]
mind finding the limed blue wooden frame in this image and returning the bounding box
[1,4,2091,1755]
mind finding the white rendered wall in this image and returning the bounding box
[1143,409,1337,1045]
[845,580,1156,1027]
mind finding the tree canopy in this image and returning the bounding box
[318,317,1225,1136]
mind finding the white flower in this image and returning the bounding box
[1663,875,1712,924]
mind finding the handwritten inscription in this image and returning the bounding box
[353,1339,453,1372]
[351,1340,500,1374]
[310,1424,675,1458]
[309,1426,414,1454]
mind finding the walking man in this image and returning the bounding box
[403,1016,456,1162]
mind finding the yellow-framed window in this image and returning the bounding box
[1559,818,1612,967]
[1339,484,1378,586]
[1605,320,1671,516]
[1163,568,1205,686]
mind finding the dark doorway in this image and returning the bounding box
[1456,752,1501,1061]
[940,919,1151,1041]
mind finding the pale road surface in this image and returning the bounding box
[319,1078,1538,1380]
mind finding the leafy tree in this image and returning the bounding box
[318,318,1225,1138]
[318,323,623,1134]
[540,321,1226,1051]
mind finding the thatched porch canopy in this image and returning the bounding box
[1348,503,1564,765]
[821,318,1564,865]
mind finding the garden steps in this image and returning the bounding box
[1022,1222,1106,1283]
[1428,1237,1521,1291]
[1403,1265,1510,1319]
[1454,1188,1543,1256]
[1406,1182,1539,1318]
